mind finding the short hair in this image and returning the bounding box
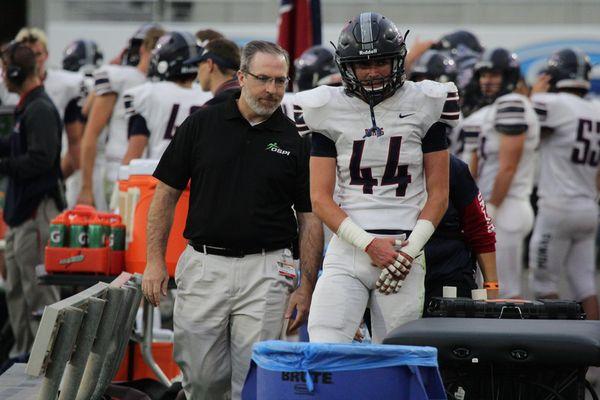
[15,27,48,51]
[205,38,240,73]
[240,41,290,73]
[2,43,37,82]
[143,26,166,52]
[195,29,224,45]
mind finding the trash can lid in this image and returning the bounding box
[252,340,439,372]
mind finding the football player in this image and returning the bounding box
[62,39,103,78]
[409,49,457,84]
[15,28,87,209]
[295,12,458,343]
[122,31,211,162]
[62,39,110,210]
[77,23,165,207]
[280,45,342,119]
[529,48,600,319]
[470,48,540,299]
[433,30,484,92]
[408,51,498,304]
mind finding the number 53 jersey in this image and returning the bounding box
[294,81,459,231]
[532,92,600,206]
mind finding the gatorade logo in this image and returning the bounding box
[50,230,62,244]
[78,232,88,246]
[109,234,114,248]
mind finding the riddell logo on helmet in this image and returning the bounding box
[359,49,378,55]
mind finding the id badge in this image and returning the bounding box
[277,249,297,279]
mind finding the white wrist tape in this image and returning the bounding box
[337,217,375,251]
[402,219,435,259]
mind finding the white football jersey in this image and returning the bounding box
[532,92,600,205]
[476,93,540,201]
[93,65,146,180]
[451,107,488,163]
[123,81,212,159]
[45,69,85,121]
[280,92,295,120]
[295,80,459,230]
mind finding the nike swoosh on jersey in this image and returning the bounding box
[399,113,415,118]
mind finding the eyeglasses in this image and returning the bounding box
[244,70,289,87]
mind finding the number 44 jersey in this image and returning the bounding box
[123,81,212,160]
[294,81,459,231]
[532,92,600,205]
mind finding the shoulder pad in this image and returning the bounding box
[530,92,556,104]
[294,85,333,109]
[496,92,527,104]
[416,80,458,99]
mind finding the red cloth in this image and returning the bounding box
[277,0,313,62]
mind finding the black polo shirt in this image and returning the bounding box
[154,92,311,250]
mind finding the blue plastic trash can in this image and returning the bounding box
[242,340,446,400]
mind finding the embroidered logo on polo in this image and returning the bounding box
[266,142,291,156]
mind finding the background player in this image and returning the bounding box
[122,31,211,163]
[529,48,600,319]
[77,23,164,207]
[471,48,540,298]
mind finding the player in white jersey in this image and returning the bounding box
[295,13,458,343]
[470,48,540,298]
[529,48,600,319]
[62,39,109,210]
[78,24,165,207]
[122,31,211,162]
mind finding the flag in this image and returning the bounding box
[277,0,321,86]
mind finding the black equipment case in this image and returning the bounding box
[384,317,600,399]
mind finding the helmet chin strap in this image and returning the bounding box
[366,78,382,135]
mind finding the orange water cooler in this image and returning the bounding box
[125,159,189,277]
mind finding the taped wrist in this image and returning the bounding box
[403,219,436,259]
[337,217,375,251]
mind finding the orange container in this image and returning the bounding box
[125,160,189,277]
[113,342,180,382]
[45,247,110,274]
[117,165,130,216]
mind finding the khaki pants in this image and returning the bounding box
[173,245,295,400]
[5,197,60,356]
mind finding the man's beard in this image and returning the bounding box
[241,89,281,117]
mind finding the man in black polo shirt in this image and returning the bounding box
[142,40,323,400]
[0,42,63,356]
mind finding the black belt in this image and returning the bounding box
[189,241,287,258]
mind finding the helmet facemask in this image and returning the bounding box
[336,47,406,106]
